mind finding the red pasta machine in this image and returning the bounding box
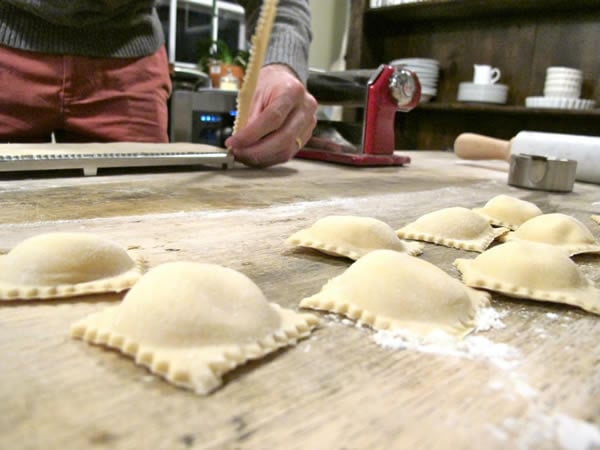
[297,64,421,166]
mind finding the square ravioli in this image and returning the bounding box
[71,261,319,395]
[454,241,600,315]
[0,232,145,301]
[396,207,508,252]
[286,215,424,260]
[500,213,600,256]
[300,249,490,339]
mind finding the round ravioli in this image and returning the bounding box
[454,241,600,315]
[300,249,490,338]
[0,232,144,300]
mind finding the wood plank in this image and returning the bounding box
[366,0,600,24]
[1,153,599,449]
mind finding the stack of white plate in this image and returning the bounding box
[457,82,509,104]
[390,58,439,103]
[525,65,595,110]
[544,66,582,98]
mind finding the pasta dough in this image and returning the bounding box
[501,213,600,255]
[454,241,600,315]
[286,215,424,260]
[0,232,144,301]
[473,194,542,230]
[592,215,600,226]
[233,0,277,132]
[396,207,508,252]
[300,249,490,338]
[71,261,319,395]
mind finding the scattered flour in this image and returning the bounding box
[369,306,519,369]
[475,307,508,332]
[324,306,600,449]
[373,329,520,370]
[555,414,600,450]
[499,412,600,450]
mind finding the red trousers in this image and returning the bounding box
[0,45,172,143]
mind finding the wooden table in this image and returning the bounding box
[1,151,599,450]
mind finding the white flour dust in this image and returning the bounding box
[499,412,600,450]
[371,307,518,369]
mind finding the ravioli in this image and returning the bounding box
[592,215,600,226]
[473,194,542,230]
[286,215,423,260]
[501,213,600,255]
[396,207,508,252]
[71,261,319,395]
[0,232,144,301]
[300,249,490,338]
[454,241,600,315]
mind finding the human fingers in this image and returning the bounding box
[232,95,316,167]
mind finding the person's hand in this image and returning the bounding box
[225,64,317,168]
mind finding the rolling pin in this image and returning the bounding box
[454,131,600,184]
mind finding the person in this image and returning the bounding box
[0,0,317,168]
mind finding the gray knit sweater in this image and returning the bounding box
[0,0,311,82]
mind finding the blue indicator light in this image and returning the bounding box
[229,110,237,117]
[199,114,223,123]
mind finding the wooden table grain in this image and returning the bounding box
[1,151,599,450]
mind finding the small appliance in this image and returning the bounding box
[169,89,238,147]
[297,64,421,166]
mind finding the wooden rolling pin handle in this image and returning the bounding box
[453,133,512,161]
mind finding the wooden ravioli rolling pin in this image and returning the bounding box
[454,131,600,184]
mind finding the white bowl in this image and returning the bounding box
[544,80,582,89]
[419,93,434,103]
[411,66,439,74]
[545,76,582,85]
[417,75,438,84]
[546,66,582,76]
[543,88,581,98]
[391,58,439,67]
[457,82,508,104]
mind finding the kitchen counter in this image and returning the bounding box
[1,151,599,449]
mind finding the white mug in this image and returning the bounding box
[473,64,501,84]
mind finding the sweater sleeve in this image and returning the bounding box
[238,0,312,84]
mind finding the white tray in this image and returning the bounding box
[525,96,596,110]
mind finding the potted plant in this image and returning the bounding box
[197,38,248,89]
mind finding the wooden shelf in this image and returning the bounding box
[417,102,600,117]
[366,0,600,25]
[348,0,600,149]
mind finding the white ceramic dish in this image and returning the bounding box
[457,82,508,104]
[417,74,437,85]
[410,65,440,76]
[546,67,582,76]
[419,93,434,103]
[525,96,595,110]
[543,88,581,98]
[390,58,439,67]
[544,76,583,86]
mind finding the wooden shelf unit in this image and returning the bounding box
[347,0,600,150]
